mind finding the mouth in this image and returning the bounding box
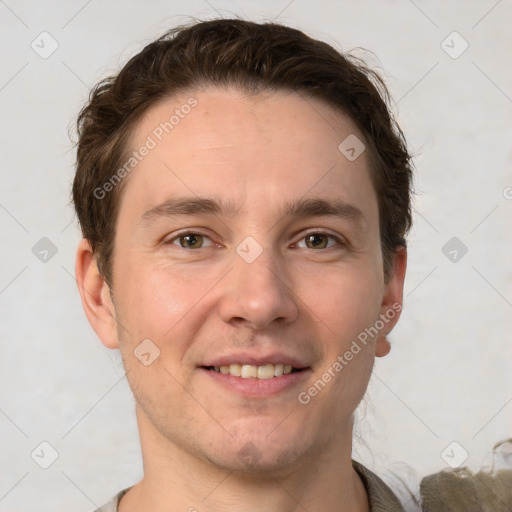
[202,363,305,379]
[200,362,311,397]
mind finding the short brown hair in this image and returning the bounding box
[73,17,413,285]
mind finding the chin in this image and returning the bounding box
[205,442,313,476]
[203,419,320,476]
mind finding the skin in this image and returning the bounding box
[76,87,407,512]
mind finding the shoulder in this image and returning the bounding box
[420,466,512,511]
[352,460,405,512]
[90,488,130,512]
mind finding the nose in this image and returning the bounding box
[218,244,299,330]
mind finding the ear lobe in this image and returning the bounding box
[375,334,391,357]
[376,247,407,358]
[75,238,119,349]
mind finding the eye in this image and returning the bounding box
[169,232,213,249]
[296,231,341,249]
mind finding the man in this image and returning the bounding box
[73,18,412,511]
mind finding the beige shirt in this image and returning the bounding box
[92,460,405,512]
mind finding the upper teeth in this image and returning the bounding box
[213,363,293,379]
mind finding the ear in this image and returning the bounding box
[75,238,119,349]
[375,247,407,357]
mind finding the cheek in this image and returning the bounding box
[113,264,203,418]
[115,258,214,341]
[314,269,383,408]
[301,264,383,347]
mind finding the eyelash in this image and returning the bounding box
[166,231,216,249]
[165,229,345,250]
[295,229,345,249]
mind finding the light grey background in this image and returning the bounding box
[1,0,511,510]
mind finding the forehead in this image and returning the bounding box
[120,86,377,224]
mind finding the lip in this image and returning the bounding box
[202,351,309,369]
[201,366,312,397]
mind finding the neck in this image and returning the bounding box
[119,408,369,512]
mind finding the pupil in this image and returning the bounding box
[182,234,201,248]
[307,234,326,248]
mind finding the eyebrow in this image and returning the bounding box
[139,196,365,228]
[140,197,238,225]
[279,197,365,227]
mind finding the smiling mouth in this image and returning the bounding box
[202,363,306,379]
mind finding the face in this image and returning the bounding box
[83,87,405,473]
